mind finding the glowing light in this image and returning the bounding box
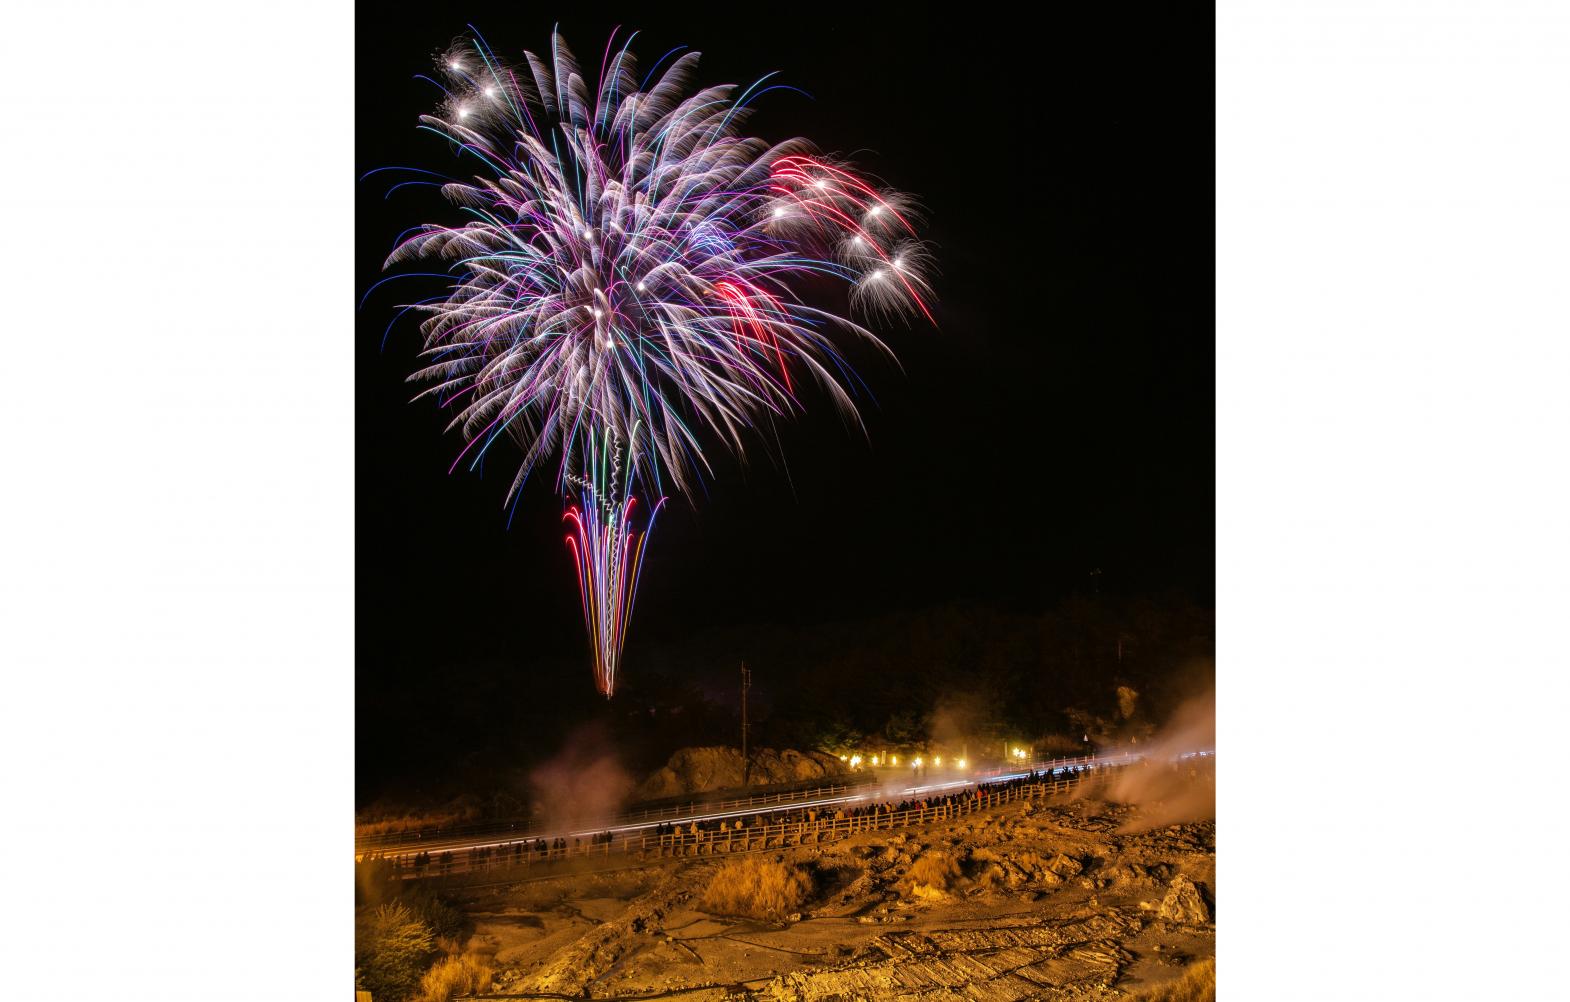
[868,205,882,217]
[913,756,923,768]
[891,755,899,766]
[957,758,967,769]
[849,754,863,768]
[562,427,665,695]
[379,34,935,695]
[933,755,942,766]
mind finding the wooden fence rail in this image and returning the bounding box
[362,763,1117,883]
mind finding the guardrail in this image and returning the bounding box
[356,754,1104,852]
[354,779,872,852]
[362,761,1122,882]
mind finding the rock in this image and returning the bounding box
[1157,875,1212,924]
[1047,853,1083,878]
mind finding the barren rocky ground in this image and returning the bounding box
[445,768,1215,1000]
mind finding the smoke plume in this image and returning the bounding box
[1095,687,1215,833]
[527,722,635,831]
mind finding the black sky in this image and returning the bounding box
[356,6,1213,799]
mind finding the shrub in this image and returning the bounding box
[400,883,469,942]
[356,857,398,907]
[1116,685,1140,720]
[355,902,437,1002]
[1035,732,1089,756]
[418,952,494,1002]
[901,850,963,898]
[1128,958,1215,1002]
[699,856,812,920]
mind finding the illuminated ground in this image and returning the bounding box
[447,768,1215,1000]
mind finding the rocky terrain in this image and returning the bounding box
[636,746,853,800]
[446,768,1215,1000]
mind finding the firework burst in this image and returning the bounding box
[374,29,935,694]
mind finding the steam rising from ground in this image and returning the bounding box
[1091,689,1216,833]
[927,692,988,755]
[528,723,634,831]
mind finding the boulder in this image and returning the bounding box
[1047,853,1083,878]
[1156,874,1212,924]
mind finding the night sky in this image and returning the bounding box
[357,7,1213,801]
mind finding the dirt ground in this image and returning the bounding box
[450,771,1215,1000]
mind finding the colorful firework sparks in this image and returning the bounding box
[372,28,935,694]
[563,427,663,695]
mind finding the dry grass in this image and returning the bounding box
[902,850,964,897]
[356,807,477,838]
[1128,958,1215,1002]
[974,862,1005,890]
[417,952,494,1002]
[699,856,813,920]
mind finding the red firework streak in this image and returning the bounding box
[713,279,794,392]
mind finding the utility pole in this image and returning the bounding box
[740,662,752,787]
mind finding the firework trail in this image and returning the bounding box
[373,29,934,694]
[563,425,663,697]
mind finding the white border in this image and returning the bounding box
[2,2,1567,997]
[1220,0,1570,997]
[0,2,354,998]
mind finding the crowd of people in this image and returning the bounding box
[616,765,1100,848]
[394,762,1103,875]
